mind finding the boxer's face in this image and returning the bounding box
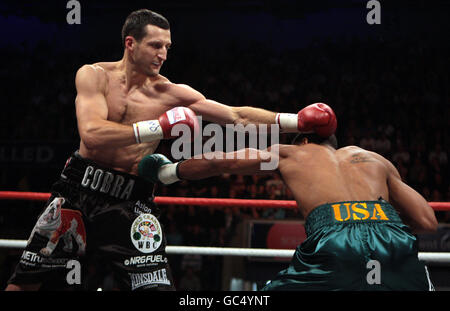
[129,24,171,77]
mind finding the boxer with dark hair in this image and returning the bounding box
[5,8,320,291]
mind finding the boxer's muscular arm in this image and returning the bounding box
[177,146,280,180]
[377,154,438,233]
[75,65,135,149]
[171,85,337,137]
[172,84,277,126]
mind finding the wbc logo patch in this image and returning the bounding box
[130,214,163,254]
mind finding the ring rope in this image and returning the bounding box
[0,191,449,210]
[0,191,449,266]
[0,239,449,264]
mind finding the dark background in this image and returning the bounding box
[0,0,449,290]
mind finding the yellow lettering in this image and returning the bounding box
[374,203,389,220]
[332,204,343,221]
[371,203,389,220]
[342,203,351,221]
[333,203,351,221]
[352,203,370,220]
[334,202,390,222]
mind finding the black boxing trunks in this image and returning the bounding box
[8,151,175,291]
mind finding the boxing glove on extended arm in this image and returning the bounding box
[276,103,337,137]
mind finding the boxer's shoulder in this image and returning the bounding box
[267,144,292,157]
[339,145,378,157]
[154,82,205,104]
[75,63,110,92]
[77,62,111,75]
[336,145,365,154]
[336,146,385,166]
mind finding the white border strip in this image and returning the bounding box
[1,239,449,265]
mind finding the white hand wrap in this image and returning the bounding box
[276,113,298,133]
[133,120,164,144]
[158,162,181,185]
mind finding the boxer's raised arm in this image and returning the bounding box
[75,65,136,149]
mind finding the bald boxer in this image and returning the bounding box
[142,122,438,290]
[6,9,316,291]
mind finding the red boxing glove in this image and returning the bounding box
[133,107,200,143]
[297,103,337,137]
[159,106,200,140]
[276,103,337,137]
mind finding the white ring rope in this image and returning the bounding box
[165,245,295,257]
[1,239,449,265]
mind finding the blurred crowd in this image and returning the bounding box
[0,31,449,290]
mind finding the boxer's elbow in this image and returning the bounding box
[421,205,439,233]
[418,215,438,233]
[79,122,104,149]
[412,215,438,234]
[231,106,251,127]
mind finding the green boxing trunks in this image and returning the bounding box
[261,200,433,291]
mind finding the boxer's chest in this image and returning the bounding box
[104,79,172,124]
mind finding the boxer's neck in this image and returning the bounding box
[119,54,158,91]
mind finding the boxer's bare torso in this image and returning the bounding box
[74,54,240,175]
[77,62,178,173]
[74,23,206,174]
[276,144,392,217]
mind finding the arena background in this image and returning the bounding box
[0,0,449,290]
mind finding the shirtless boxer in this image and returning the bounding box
[142,115,438,290]
[5,9,313,291]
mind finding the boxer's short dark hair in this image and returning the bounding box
[291,133,338,149]
[121,9,170,47]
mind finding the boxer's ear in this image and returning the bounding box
[124,36,136,51]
